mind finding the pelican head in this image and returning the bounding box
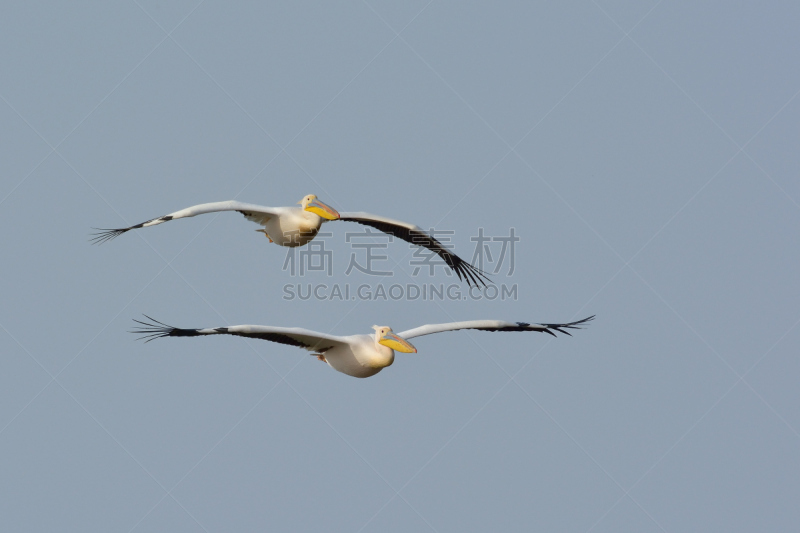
[298,194,340,220]
[372,326,417,353]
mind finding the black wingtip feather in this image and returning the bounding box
[339,216,492,288]
[130,315,190,342]
[90,216,163,245]
[89,227,130,245]
[540,315,595,336]
[453,259,492,289]
[471,262,493,287]
[464,265,480,287]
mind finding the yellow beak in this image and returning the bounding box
[379,332,417,353]
[305,199,340,220]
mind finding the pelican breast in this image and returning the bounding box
[324,335,395,378]
[265,209,322,247]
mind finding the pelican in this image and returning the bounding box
[92,194,489,287]
[132,315,594,378]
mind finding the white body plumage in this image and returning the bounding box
[261,207,322,247]
[322,334,396,378]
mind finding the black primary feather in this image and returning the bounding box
[90,215,173,245]
[89,227,132,245]
[131,316,325,350]
[130,315,200,343]
[338,217,492,288]
[475,315,595,337]
[537,315,595,337]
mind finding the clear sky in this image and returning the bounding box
[1,1,799,531]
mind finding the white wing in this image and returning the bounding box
[133,316,350,353]
[337,211,490,287]
[397,316,594,340]
[91,201,286,244]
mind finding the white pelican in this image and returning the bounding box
[132,315,594,378]
[92,194,490,287]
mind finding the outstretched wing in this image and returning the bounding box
[396,315,594,340]
[132,316,349,353]
[91,201,285,244]
[337,212,490,287]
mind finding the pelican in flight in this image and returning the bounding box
[92,194,489,287]
[132,315,594,378]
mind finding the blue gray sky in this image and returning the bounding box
[1,1,799,531]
